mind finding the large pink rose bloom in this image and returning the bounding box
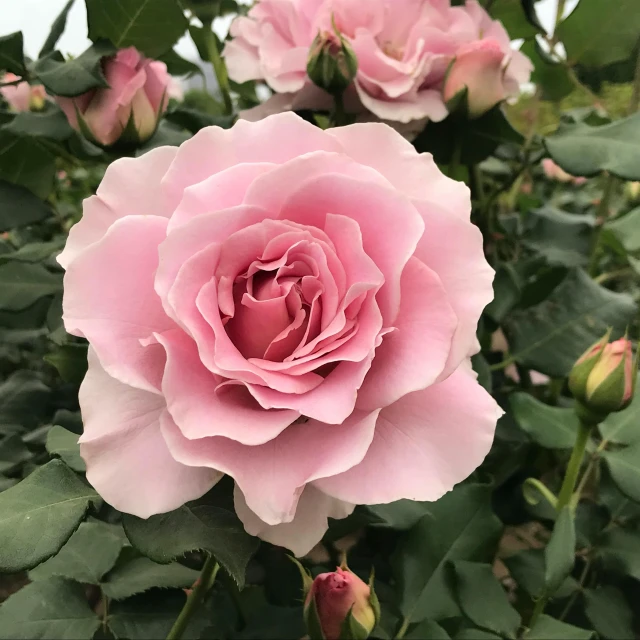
[56,47,170,146]
[59,113,501,555]
[224,0,531,124]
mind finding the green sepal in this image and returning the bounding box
[367,569,381,628]
[586,356,630,414]
[287,554,314,595]
[568,329,611,402]
[304,592,326,640]
[339,606,371,640]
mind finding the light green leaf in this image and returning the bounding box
[0,238,65,264]
[544,507,576,594]
[584,586,634,640]
[406,619,450,639]
[545,112,640,181]
[603,442,640,503]
[365,500,432,530]
[599,528,640,580]
[0,578,100,640]
[102,547,200,600]
[509,393,579,449]
[393,484,502,623]
[46,425,84,472]
[526,614,592,640]
[0,460,98,572]
[504,549,577,600]
[0,434,32,474]
[0,262,62,312]
[598,393,640,445]
[86,0,188,58]
[605,207,640,255]
[4,108,75,142]
[123,504,259,588]
[556,0,640,68]
[30,521,125,584]
[0,31,26,76]
[504,269,637,377]
[452,561,521,637]
[0,370,51,430]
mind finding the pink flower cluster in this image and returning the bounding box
[224,0,532,123]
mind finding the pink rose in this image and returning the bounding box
[224,0,531,124]
[56,47,170,147]
[542,158,587,186]
[1,73,47,112]
[59,113,501,555]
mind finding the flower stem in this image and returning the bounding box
[166,555,220,640]
[556,419,592,512]
[333,93,347,126]
[395,616,411,639]
[588,175,616,277]
[202,24,233,116]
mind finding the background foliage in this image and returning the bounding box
[0,0,640,638]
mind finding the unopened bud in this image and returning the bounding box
[307,25,357,96]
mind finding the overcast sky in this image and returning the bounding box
[3,0,578,61]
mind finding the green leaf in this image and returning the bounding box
[393,484,502,623]
[39,0,76,58]
[0,179,51,232]
[0,459,98,572]
[584,586,634,640]
[503,269,637,377]
[107,590,206,640]
[46,425,85,473]
[605,207,640,255]
[545,112,640,181]
[556,0,640,68]
[159,48,203,78]
[86,0,188,58]
[0,130,56,198]
[136,120,191,153]
[0,370,51,429]
[33,41,115,97]
[509,393,579,449]
[598,393,640,445]
[45,343,88,384]
[452,561,520,637]
[504,549,577,600]
[520,40,572,103]
[30,521,125,584]
[406,619,450,639]
[522,207,593,267]
[0,238,65,264]
[4,108,75,141]
[603,442,640,503]
[0,31,26,76]
[122,504,259,588]
[544,507,576,594]
[0,262,62,312]
[0,578,100,640]
[471,353,492,393]
[525,614,592,640]
[164,107,235,133]
[0,434,32,474]
[365,500,432,530]
[456,629,501,640]
[102,547,200,600]
[599,528,640,579]
[490,0,540,39]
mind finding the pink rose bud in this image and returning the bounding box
[1,73,47,112]
[305,567,378,640]
[443,40,508,118]
[542,158,586,185]
[570,332,637,423]
[55,47,170,147]
[307,27,358,97]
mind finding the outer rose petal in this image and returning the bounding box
[79,349,220,518]
[234,484,354,557]
[161,408,380,525]
[58,146,177,269]
[157,329,299,445]
[357,257,458,411]
[413,200,494,376]
[63,216,174,393]
[313,365,501,504]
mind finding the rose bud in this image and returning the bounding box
[443,40,508,118]
[626,181,640,201]
[570,333,637,423]
[307,26,357,97]
[542,158,587,185]
[56,47,169,148]
[304,567,379,640]
[1,73,47,112]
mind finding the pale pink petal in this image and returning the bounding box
[156,329,298,444]
[413,201,494,376]
[57,146,178,269]
[356,83,448,123]
[357,257,458,410]
[234,484,354,556]
[313,365,501,504]
[79,349,220,518]
[63,216,174,393]
[161,408,380,524]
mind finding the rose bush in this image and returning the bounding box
[56,47,170,147]
[224,0,531,123]
[59,112,500,555]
